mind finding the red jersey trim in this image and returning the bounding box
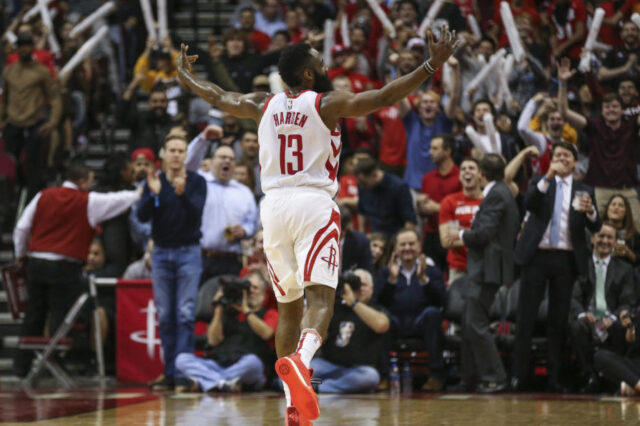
[261,94,275,116]
[265,256,285,296]
[315,93,323,116]
[303,209,341,281]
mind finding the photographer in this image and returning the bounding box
[307,269,389,393]
[175,274,277,392]
[594,309,640,396]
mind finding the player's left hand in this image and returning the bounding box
[427,24,461,69]
[177,43,198,74]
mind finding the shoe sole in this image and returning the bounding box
[286,408,313,426]
[276,357,319,420]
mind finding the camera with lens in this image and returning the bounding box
[217,275,251,306]
[336,271,362,301]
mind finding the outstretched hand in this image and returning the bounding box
[556,57,575,83]
[177,44,198,78]
[427,25,461,69]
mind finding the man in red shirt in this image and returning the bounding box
[418,134,462,271]
[439,158,484,283]
[328,44,375,94]
[238,7,271,53]
[548,0,587,59]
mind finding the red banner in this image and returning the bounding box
[116,279,164,383]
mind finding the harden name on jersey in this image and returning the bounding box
[272,111,309,128]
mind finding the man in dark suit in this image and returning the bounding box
[570,222,636,392]
[513,142,602,392]
[339,206,374,274]
[446,154,519,392]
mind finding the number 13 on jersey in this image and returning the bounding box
[279,134,303,175]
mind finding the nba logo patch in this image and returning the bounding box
[287,99,293,110]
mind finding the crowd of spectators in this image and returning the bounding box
[5,0,640,396]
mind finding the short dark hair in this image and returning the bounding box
[397,0,418,12]
[278,42,314,88]
[472,98,497,117]
[550,141,578,161]
[479,36,496,50]
[354,156,378,175]
[150,85,167,97]
[239,6,255,15]
[479,153,505,181]
[273,30,291,42]
[432,133,455,154]
[460,156,480,167]
[240,129,258,140]
[602,92,623,106]
[222,28,248,46]
[66,159,92,183]
[395,227,420,243]
[618,78,638,91]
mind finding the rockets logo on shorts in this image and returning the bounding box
[320,244,339,273]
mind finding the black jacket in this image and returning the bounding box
[571,256,636,319]
[515,175,602,276]
[463,180,519,286]
[341,230,374,274]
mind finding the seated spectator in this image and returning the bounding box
[369,233,390,275]
[131,36,180,93]
[418,133,462,272]
[309,269,389,393]
[123,239,154,279]
[84,238,120,279]
[377,228,446,391]
[121,86,176,154]
[237,6,271,53]
[175,274,277,392]
[254,0,287,37]
[438,157,483,283]
[594,310,640,396]
[339,205,374,274]
[601,194,640,265]
[570,222,636,392]
[328,45,374,93]
[355,157,416,237]
[238,129,262,197]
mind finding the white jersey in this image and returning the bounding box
[258,90,341,197]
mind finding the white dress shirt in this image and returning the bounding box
[14,181,141,261]
[537,175,574,250]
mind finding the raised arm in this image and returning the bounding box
[598,53,637,82]
[444,56,461,119]
[320,26,460,124]
[557,58,587,130]
[517,95,547,153]
[177,44,267,123]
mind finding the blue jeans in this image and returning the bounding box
[152,244,202,379]
[175,353,265,391]
[309,358,380,393]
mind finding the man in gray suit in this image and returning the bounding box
[446,154,519,392]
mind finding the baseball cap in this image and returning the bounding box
[130,148,156,163]
[331,44,349,56]
[407,37,426,50]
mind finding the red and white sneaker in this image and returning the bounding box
[285,406,313,426]
[276,353,319,420]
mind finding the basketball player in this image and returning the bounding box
[177,27,459,425]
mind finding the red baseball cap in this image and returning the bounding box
[331,44,349,56]
[130,148,156,163]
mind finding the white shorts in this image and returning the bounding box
[260,188,341,303]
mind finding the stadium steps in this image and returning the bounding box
[0,231,21,376]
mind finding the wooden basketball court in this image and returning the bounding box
[0,387,638,425]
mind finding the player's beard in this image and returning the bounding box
[313,70,334,93]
